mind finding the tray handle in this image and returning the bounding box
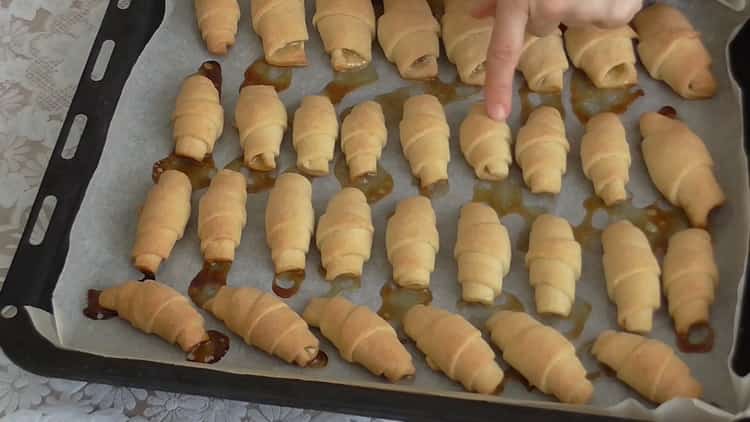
[0,0,166,313]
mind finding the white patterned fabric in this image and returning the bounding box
[0,1,389,420]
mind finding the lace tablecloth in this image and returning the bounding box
[0,1,392,421]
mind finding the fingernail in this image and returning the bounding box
[488,103,507,121]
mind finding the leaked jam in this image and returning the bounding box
[198,60,222,96]
[519,82,565,124]
[539,300,592,341]
[186,330,229,364]
[322,64,379,105]
[188,261,232,307]
[307,350,329,368]
[324,274,362,297]
[333,155,394,204]
[153,153,216,190]
[658,106,678,119]
[570,70,644,124]
[83,289,118,320]
[225,156,277,194]
[676,322,715,354]
[242,58,293,92]
[418,179,449,200]
[272,270,305,299]
[457,292,525,327]
[378,281,433,324]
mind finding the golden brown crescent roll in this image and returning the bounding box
[313,0,376,71]
[341,101,387,180]
[265,173,314,273]
[100,280,208,352]
[132,170,191,275]
[293,95,339,176]
[459,102,513,181]
[487,311,593,404]
[203,286,320,366]
[454,202,511,305]
[518,30,569,93]
[633,4,716,99]
[303,296,415,381]
[195,0,240,55]
[198,169,247,263]
[441,0,493,85]
[235,84,288,171]
[592,330,702,403]
[602,220,661,334]
[640,112,725,228]
[316,188,374,280]
[581,112,631,206]
[404,305,504,394]
[564,26,638,88]
[251,0,309,67]
[386,196,439,289]
[663,229,719,334]
[515,106,569,194]
[172,73,224,162]
[526,214,581,317]
[399,94,450,189]
[377,0,440,79]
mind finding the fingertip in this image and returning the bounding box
[487,102,507,121]
[471,0,497,18]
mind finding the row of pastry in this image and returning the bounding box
[195,1,716,99]
[175,63,725,228]
[95,278,702,404]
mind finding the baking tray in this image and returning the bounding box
[0,0,748,420]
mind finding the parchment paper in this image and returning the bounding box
[41,0,750,419]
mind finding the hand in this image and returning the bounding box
[475,0,643,121]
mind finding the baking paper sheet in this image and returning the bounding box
[37,0,750,419]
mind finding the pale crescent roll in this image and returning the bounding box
[515,106,569,194]
[386,196,439,289]
[487,311,593,404]
[518,30,569,93]
[235,84,288,171]
[399,94,450,189]
[251,0,309,67]
[441,0,493,85]
[198,169,247,263]
[640,112,725,228]
[341,101,387,180]
[459,102,513,181]
[195,0,240,55]
[265,173,314,273]
[377,0,440,79]
[592,330,702,403]
[581,112,631,206]
[602,220,661,334]
[313,0,376,71]
[564,25,638,88]
[293,95,338,176]
[172,71,224,162]
[633,4,716,99]
[316,188,374,280]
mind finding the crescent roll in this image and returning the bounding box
[265,173,314,273]
[663,229,719,334]
[633,4,716,99]
[602,220,661,334]
[399,94,450,189]
[592,330,702,403]
[442,0,493,85]
[303,296,415,381]
[581,112,631,206]
[459,102,513,181]
[203,286,320,366]
[640,112,725,228]
[195,0,240,55]
[564,26,638,88]
[515,106,569,194]
[172,71,224,162]
[132,170,191,275]
[313,0,376,71]
[404,305,504,394]
[341,100,387,180]
[251,0,309,67]
[487,311,593,404]
[316,188,374,280]
[386,196,439,289]
[526,214,581,317]
[99,280,208,352]
[198,169,247,263]
[454,202,511,305]
[235,84,288,171]
[293,96,338,176]
[518,30,569,93]
[377,0,440,79]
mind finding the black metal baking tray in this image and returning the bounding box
[0,1,747,420]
